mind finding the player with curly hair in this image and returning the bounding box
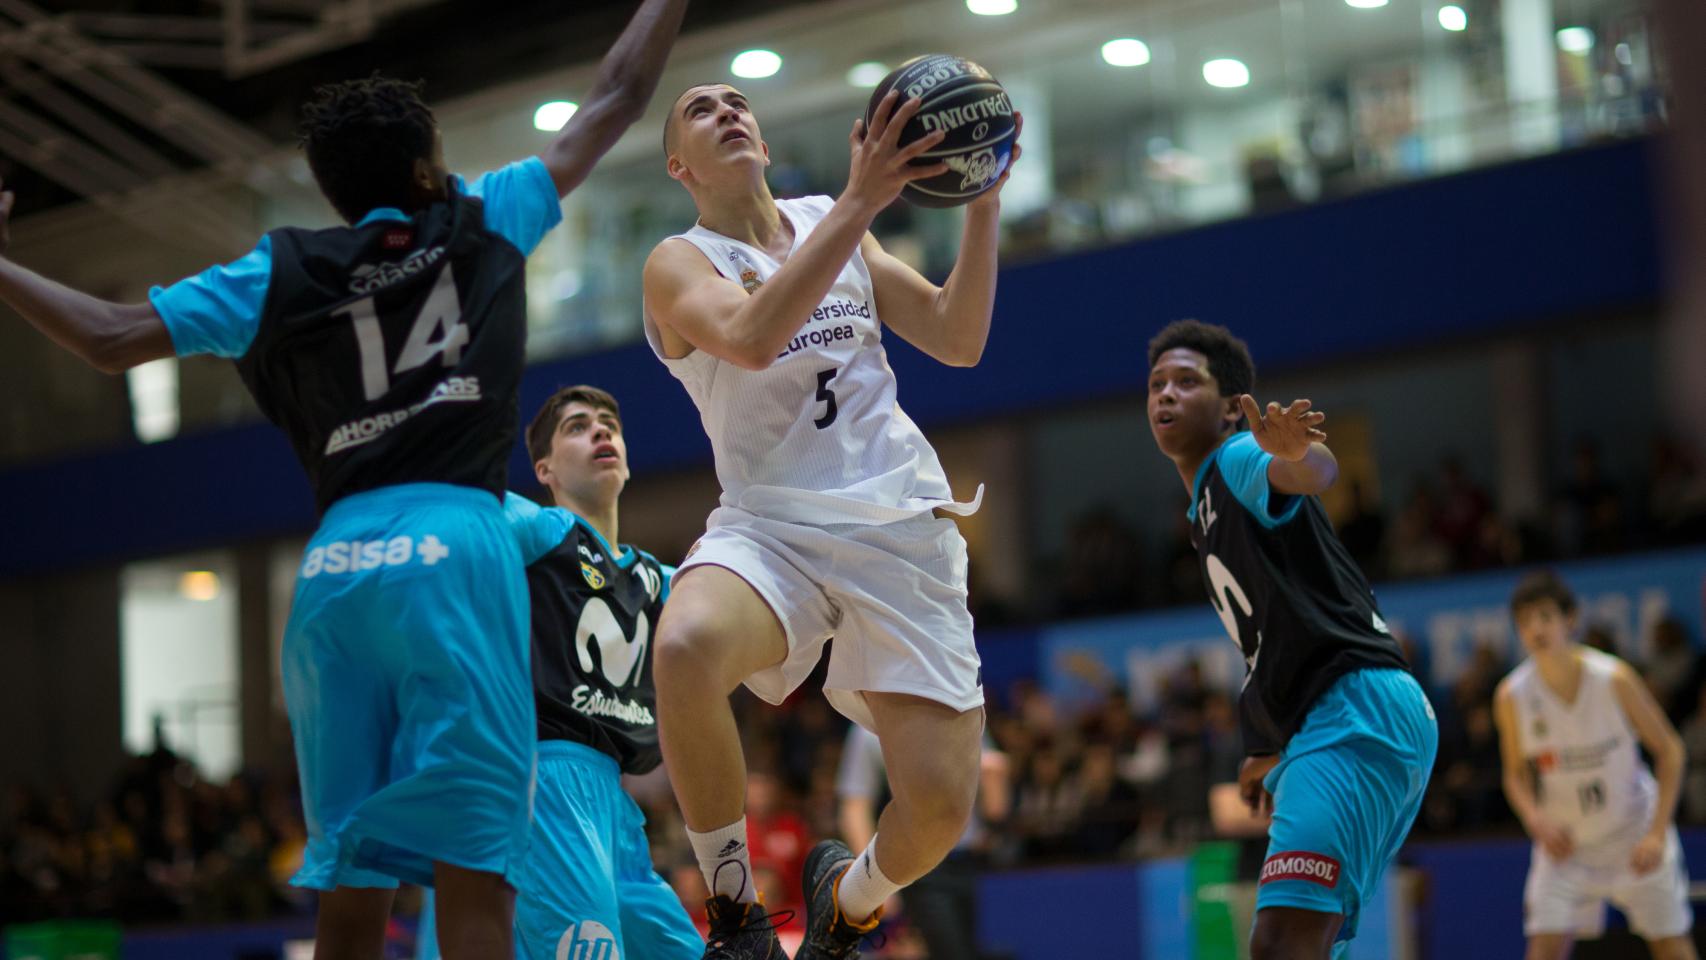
[0,3,689,957]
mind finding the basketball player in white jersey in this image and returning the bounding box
[641,84,1019,959]
[1494,570,1696,960]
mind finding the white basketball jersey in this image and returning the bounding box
[643,195,980,526]
[1508,649,1656,859]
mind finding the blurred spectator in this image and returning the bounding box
[1556,438,1626,556]
[1648,436,1706,544]
[1055,505,1144,618]
[1388,481,1453,579]
[1646,617,1703,722]
[1436,457,1493,568]
[1337,480,1387,579]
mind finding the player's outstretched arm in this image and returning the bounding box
[645,92,947,370]
[867,114,1023,368]
[0,183,172,373]
[1611,660,1687,873]
[539,0,692,198]
[1494,681,1573,860]
[1240,394,1338,496]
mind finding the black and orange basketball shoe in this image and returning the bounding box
[795,840,882,960]
[703,894,787,960]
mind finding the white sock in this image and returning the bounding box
[836,836,900,924]
[688,818,756,904]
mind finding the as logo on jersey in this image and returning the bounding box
[581,561,607,590]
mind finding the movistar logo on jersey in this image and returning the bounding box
[348,245,446,294]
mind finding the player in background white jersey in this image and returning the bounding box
[641,83,1020,960]
[1494,570,1696,960]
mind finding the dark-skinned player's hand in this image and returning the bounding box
[1239,754,1280,817]
[1239,394,1326,462]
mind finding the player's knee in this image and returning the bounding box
[892,759,976,847]
[653,611,743,694]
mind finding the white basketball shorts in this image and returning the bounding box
[676,505,982,730]
[1523,825,1693,940]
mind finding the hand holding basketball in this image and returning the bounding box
[1242,395,1327,462]
[967,111,1022,211]
[844,91,951,214]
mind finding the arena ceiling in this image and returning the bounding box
[0,0,810,221]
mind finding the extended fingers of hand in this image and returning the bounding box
[866,90,900,142]
[897,129,948,162]
[882,96,925,148]
[1238,394,1263,423]
[905,161,951,181]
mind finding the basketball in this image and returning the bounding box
[865,54,1017,208]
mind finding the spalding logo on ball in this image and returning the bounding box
[865,54,1017,208]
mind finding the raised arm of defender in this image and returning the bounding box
[540,0,692,198]
[0,184,172,374]
[644,92,952,370]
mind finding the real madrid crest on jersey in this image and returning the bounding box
[724,248,764,293]
[580,560,606,590]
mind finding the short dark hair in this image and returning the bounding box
[526,385,622,465]
[1510,570,1578,618]
[1146,319,1256,398]
[299,75,438,224]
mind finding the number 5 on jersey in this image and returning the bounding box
[339,266,470,402]
[814,367,840,430]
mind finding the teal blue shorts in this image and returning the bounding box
[1258,668,1438,945]
[283,483,535,891]
[418,741,700,960]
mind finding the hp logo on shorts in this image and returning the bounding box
[556,920,619,960]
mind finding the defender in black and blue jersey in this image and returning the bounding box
[0,5,689,956]
[1143,320,1437,960]
[419,385,701,960]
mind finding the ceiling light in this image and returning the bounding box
[1555,26,1594,54]
[179,571,220,602]
[1203,59,1250,89]
[847,61,888,88]
[1438,5,1468,31]
[1345,0,1388,8]
[532,101,578,132]
[966,0,1017,15]
[730,49,782,79]
[1102,38,1151,67]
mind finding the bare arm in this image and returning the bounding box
[644,93,947,369]
[539,0,691,197]
[1239,394,1338,496]
[0,188,172,373]
[1494,682,1546,832]
[867,116,1021,367]
[1612,661,1686,841]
